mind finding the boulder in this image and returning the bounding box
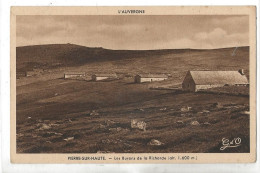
[202,122,211,126]
[139,108,144,112]
[105,119,116,126]
[63,137,74,142]
[131,119,147,131]
[202,110,210,113]
[148,139,164,146]
[176,120,184,124]
[190,121,200,126]
[38,123,51,130]
[90,110,99,116]
[181,106,191,112]
[213,102,223,108]
[241,111,250,115]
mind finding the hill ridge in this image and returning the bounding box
[16,44,249,73]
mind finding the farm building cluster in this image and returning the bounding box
[17,67,249,92]
[63,72,169,83]
[62,69,248,92]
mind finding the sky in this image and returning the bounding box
[16,15,249,50]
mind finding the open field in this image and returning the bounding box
[16,44,250,153]
[17,78,249,153]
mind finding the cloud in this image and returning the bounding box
[16,15,249,49]
[195,28,227,41]
[210,16,249,34]
[193,28,248,49]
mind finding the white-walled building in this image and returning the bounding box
[64,72,85,79]
[134,74,168,83]
[92,73,117,81]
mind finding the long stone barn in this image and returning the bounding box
[134,74,168,83]
[64,72,85,79]
[92,73,117,81]
[182,69,249,92]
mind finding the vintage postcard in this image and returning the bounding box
[10,6,256,163]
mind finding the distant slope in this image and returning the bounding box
[16,43,193,71]
[16,44,249,76]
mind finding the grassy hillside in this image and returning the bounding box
[16,78,249,153]
[16,44,249,77]
[16,44,250,153]
[16,44,193,70]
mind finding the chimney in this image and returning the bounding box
[238,69,245,75]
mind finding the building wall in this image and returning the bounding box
[96,76,109,81]
[195,84,225,91]
[195,84,248,92]
[92,76,110,81]
[235,84,249,86]
[135,77,167,83]
[64,74,84,79]
[134,76,141,83]
[182,72,196,92]
[141,78,153,83]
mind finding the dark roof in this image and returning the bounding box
[136,74,168,78]
[189,71,248,85]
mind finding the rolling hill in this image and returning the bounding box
[16,44,249,77]
[16,44,194,70]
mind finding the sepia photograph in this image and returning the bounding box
[10,6,256,163]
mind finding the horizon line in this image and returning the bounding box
[16,43,250,51]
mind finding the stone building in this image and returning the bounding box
[182,70,248,92]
